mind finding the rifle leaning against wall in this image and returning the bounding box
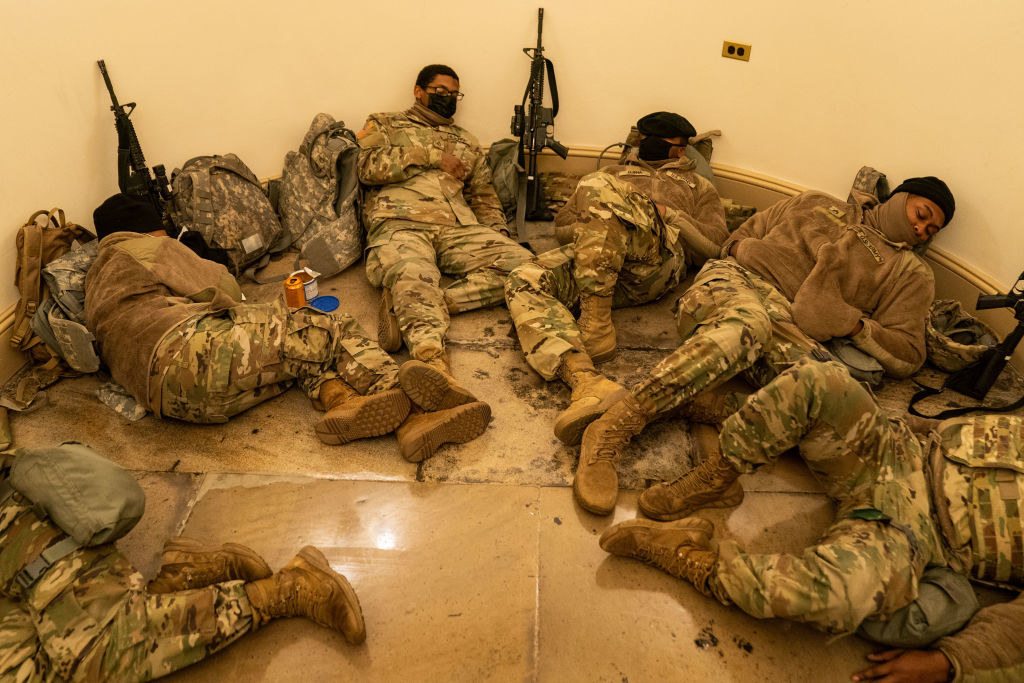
[96,59,173,227]
[510,7,568,235]
[910,269,1024,418]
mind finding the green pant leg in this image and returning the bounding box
[285,307,400,397]
[716,517,918,634]
[364,225,447,357]
[505,246,583,380]
[130,582,254,681]
[436,223,534,313]
[630,261,774,414]
[720,358,892,500]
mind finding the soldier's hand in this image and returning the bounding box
[440,153,469,180]
[852,649,951,682]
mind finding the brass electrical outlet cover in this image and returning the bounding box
[722,41,751,61]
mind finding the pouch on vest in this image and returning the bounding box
[29,299,100,374]
[8,443,145,547]
[857,566,979,647]
[937,415,1024,586]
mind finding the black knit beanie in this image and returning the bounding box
[93,193,164,239]
[890,177,955,226]
[636,112,696,140]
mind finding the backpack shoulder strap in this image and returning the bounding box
[11,222,45,349]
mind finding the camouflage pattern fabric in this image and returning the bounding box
[721,198,756,232]
[631,259,824,415]
[357,108,507,232]
[149,298,399,423]
[364,219,532,358]
[925,299,998,372]
[935,414,1024,586]
[168,154,283,276]
[714,358,943,634]
[0,491,253,681]
[279,113,363,276]
[847,166,891,204]
[95,382,148,422]
[538,172,581,216]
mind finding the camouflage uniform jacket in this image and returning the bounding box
[84,233,243,409]
[723,191,934,378]
[555,155,729,272]
[356,108,507,245]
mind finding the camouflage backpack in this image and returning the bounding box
[486,138,520,219]
[29,241,101,374]
[168,154,283,278]
[278,114,363,277]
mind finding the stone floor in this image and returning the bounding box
[9,227,1024,681]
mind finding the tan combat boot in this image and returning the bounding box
[148,537,273,594]
[396,402,492,463]
[315,379,411,445]
[599,517,731,603]
[574,394,654,515]
[378,289,403,352]
[398,359,476,411]
[245,546,365,643]
[552,350,627,445]
[578,293,616,363]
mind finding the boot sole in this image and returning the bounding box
[294,546,366,644]
[148,538,272,593]
[638,481,744,521]
[378,292,403,353]
[598,517,715,551]
[572,477,616,516]
[553,388,628,446]
[589,346,617,364]
[315,389,411,445]
[398,361,476,411]
[399,401,491,463]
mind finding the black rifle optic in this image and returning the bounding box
[910,269,1024,418]
[96,59,173,225]
[510,7,568,232]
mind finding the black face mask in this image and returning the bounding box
[638,136,675,161]
[427,93,457,118]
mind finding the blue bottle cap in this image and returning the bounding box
[309,295,339,312]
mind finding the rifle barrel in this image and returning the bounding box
[96,60,120,109]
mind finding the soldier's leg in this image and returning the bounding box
[365,227,448,358]
[715,518,918,634]
[628,260,775,416]
[504,245,583,380]
[0,597,43,682]
[436,224,534,313]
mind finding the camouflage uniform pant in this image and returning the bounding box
[364,219,533,358]
[631,259,823,414]
[0,496,254,681]
[713,358,939,634]
[150,298,399,423]
[505,241,683,380]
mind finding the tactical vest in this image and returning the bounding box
[937,414,1024,587]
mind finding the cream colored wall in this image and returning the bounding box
[2,0,1023,314]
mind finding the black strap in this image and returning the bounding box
[908,381,1024,419]
[545,58,558,118]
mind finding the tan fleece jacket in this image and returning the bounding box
[722,190,933,378]
[84,233,243,407]
[936,593,1024,682]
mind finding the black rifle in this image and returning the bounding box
[910,269,1024,417]
[96,60,173,224]
[510,7,568,233]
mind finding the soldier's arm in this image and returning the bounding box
[847,259,933,378]
[462,151,508,231]
[935,593,1024,681]
[721,194,795,258]
[661,179,729,262]
[356,118,442,186]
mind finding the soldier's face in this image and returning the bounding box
[664,137,687,159]
[415,75,460,106]
[905,195,945,243]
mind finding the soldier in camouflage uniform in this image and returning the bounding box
[357,64,533,386]
[575,176,956,515]
[85,199,490,463]
[0,455,364,681]
[602,357,1024,681]
[504,112,729,446]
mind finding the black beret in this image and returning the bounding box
[636,111,696,141]
[891,176,955,227]
[93,193,164,239]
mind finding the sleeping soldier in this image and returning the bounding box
[504,112,729,445]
